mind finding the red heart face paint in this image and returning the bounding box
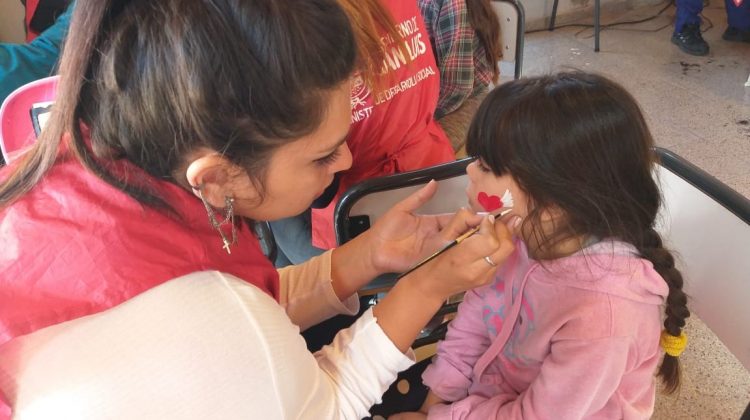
[477,192,502,212]
[477,189,514,212]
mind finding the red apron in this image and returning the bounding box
[0,153,280,417]
[311,0,455,249]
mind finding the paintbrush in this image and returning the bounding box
[397,208,513,280]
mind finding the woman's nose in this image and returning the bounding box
[466,161,478,179]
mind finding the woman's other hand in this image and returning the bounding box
[362,180,485,274]
[330,180,490,301]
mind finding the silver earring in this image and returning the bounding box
[197,188,237,254]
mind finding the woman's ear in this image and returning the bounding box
[185,154,235,208]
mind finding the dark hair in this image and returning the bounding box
[466,0,501,82]
[0,0,357,210]
[466,71,690,393]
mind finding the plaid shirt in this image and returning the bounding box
[419,0,494,119]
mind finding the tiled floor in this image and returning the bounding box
[515,1,750,418]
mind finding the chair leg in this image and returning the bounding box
[594,0,600,52]
[549,0,559,31]
[515,0,525,79]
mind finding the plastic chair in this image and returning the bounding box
[492,0,525,79]
[331,147,750,417]
[549,0,601,52]
[0,75,59,164]
[655,149,750,371]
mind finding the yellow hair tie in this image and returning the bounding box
[660,330,687,357]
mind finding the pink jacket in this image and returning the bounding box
[422,240,669,419]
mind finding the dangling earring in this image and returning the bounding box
[196,187,238,254]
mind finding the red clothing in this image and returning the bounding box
[0,156,280,346]
[0,153,280,416]
[24,0,42,42]
[311,0,455,249]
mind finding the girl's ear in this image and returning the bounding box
[543,205,566,220]
[185,154,236,208]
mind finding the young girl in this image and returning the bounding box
[395,72,691,419]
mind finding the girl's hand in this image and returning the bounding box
[388,412,427,420]
[361,180,487,275]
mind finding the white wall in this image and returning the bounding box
[0,0,25,43]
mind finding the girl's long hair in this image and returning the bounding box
[467,72,689,393]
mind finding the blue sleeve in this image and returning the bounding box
[0,3,72,104]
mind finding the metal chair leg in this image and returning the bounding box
[515,0,525,79]
[549,0,559,31]
[594,0,600,52]
[549,0,600,52]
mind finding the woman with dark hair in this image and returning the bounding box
[0,0,514,418]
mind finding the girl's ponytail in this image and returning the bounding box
[637,227,690,394]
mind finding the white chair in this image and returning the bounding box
[655,149,750,373]
[331,147,750,418]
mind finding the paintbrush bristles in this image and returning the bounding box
[456,208,513,244]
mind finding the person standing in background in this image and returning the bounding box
[671,0,750,56]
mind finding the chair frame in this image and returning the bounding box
[549,0,601,52]
[656,148,750,225]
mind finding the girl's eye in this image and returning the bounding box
[314,148,341,166]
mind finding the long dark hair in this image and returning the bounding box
[467,71,690,393]
[0,0,357,210]
[466,0,501,82]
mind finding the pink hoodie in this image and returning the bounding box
[422,239,669,419]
